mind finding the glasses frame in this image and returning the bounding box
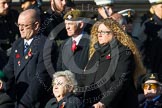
[97,30,112,35]
[16,22,36,28]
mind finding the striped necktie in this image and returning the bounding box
[24,42,29,53]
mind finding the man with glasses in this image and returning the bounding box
[3,9,52,108]
[0,0,20,56]
[139,73,162,108]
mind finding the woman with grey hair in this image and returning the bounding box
[45,70,83,108]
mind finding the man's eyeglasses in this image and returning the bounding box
[97,31,112,35]
[142,83,159,90]
[16,22,35,28]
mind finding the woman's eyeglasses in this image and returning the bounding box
[142,83,159,90]
[97,31,112,35]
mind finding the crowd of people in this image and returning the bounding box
[1,0,162,108]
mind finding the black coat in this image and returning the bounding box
[45,93,83,108]
[0,92,15,108]
[0,9,20,52]
[0,49,8,70]
[56,33,90,86]
[3,34,52,108]
[84,39,138,108]
[141,14,162,76]
[40,8,68,41]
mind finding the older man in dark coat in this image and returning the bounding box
[56,10,90,88]
[3,9,52,108]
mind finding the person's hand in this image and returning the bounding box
[92,102,105,108]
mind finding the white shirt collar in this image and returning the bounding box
[24,38,33,46]
[72,33,83,45]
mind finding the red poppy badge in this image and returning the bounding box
[106,53,111,60]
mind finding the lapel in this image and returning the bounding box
[15,39,35,77]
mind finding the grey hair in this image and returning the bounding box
[52,70,78,93]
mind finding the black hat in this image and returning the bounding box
[142,73,159,83]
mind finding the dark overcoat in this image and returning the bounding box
[3,34,52,108]
[141,14,162,77]
[84,39,138,108]
[0,92,15,108]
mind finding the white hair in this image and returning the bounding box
[52,70,78,93]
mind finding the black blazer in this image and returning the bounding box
[84,39,138,108]
[3,34,52,108]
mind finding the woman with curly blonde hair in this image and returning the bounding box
[84,18,146,108]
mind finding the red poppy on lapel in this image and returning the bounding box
[18,61,20,66]
[16,53,20,59]
[27,48,32,57]
[60,102,66,108]
[106,53,111,60]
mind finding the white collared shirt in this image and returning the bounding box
[72,33,83,45]
[24,38,33,46]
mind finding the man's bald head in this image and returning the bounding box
[19,9,40,23]
[18,9,41,40]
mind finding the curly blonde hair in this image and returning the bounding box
[89,18,146,86]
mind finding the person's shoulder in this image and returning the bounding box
[66,94,83,106]
[45,98,57,108]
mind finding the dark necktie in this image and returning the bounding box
[71,40,77,52]
[24,42,29,53]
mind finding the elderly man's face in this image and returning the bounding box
[143,80,161,100]
[65,20,83,37]
[0,0,10,16]
[53,76,70,101]
[17,14,38,40]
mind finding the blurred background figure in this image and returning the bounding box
[0,70,15,108]
[0,0,20,56]
[20,0,42,11]
[94,0,114,19]
[45,70,83,108]
[139,73,162,108]
[137,0,162,78]
[118,8,136,36]
[110,12,127,30]
[65,0,76,12]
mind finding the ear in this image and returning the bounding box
[34,21,40,31]
[78,21,84,29]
